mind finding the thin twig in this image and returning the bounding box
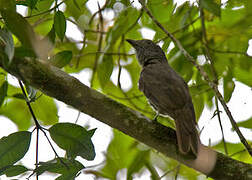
[74,51,134,58]
[208,47,252,58]
[144,162,160,179]
[88,0,109,25]
[160,165,180,179]
[18,80,68,174]
[215,97,228,155]
[199,0,228,155]
[138,0,252,156]
[90,3,104,88]
[75,111,81,124]
[24,1,66,19]
[107,93,144,100]
[157,16,200,43]
[18,80,40,179]
[40,128,68,168]
[117,36,124,89]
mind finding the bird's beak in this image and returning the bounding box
[126,39,138,48]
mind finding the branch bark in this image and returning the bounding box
[0,54,251,179]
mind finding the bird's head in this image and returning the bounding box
[126,39,167,66]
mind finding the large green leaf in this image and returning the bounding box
[49,123,96,160]
[0,131,31,169]
[54,11,66,41]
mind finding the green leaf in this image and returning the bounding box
[0,10,37,49]
[27,0,38,9]
[236,117,252,130]
[0,0,16,12]
[0,98,32,130]
[97,55,114,88]
[26,85,37,102]
[32,94,59,125]
[14,46,37,58]
[0,131,31,169]
[35,158,84,178]
[0,28,14,63]
[46,26,56,44]
[49,123,96,160]
[223,68,235,102]
[127,150,150,178]
[0,165,28,177]
[88,128,97,137]
[233,67,252,86]
[147,0,174,23]
[213,142,250,162]
[0,81,8,107]
[201,0,221,17]
[101,130,147,179]
[50,50,73,68]
[54,11,66,41]
[192,93,204,121]
[12,93,25,100]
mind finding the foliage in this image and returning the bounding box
[0,0,252,179]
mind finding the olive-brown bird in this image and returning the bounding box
[127,39,199,156]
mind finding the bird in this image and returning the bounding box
[126,39,199,156]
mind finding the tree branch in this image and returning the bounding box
[0,55,251,179]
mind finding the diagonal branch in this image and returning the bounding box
[0,52,251,179]
[199,0,228,155]
[138,0,252,156]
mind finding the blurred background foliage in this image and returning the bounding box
[0,0,252,179]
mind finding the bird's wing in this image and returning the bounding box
[139,63,191,113]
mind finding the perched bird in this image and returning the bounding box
[127,39,199,156]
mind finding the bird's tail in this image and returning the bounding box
[174,106,200,156]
